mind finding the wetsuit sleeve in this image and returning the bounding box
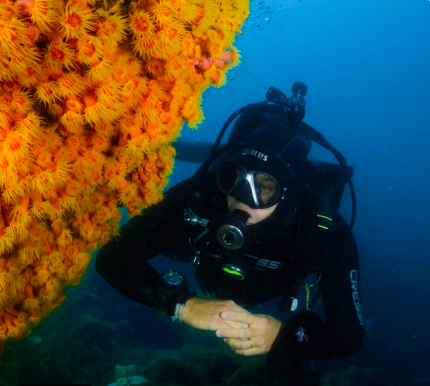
[267,214,365,368]
[95,177,199,308]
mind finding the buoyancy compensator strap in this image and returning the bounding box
[306,161,354,212]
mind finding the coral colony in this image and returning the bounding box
[0,0,249,353]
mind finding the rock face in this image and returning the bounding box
[107,365,148,386]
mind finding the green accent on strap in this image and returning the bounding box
[305,272,322,311]
[317,214,333,221]
[317,224,329,230]
[305,283,311,310]
[222,266,245,280]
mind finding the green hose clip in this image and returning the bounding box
[305,270,322,310]
[305,283,311,310]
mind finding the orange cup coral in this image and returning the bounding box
[0,0,249,354]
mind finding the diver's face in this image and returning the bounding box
[227,195,278,225]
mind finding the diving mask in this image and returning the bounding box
[217,160,285,210]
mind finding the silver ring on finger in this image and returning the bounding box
[249,339,253,349]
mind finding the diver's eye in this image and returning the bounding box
[256,183,273,194]
[259,184,275,192]
[256,183,276,203]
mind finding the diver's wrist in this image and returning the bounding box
[179,296,199,324]
[172,293,196,322]
[172,303,185,323]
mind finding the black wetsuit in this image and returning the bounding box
[96,171,365,371]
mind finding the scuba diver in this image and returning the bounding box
[96,83,365,383]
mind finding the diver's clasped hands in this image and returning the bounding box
[216,311,282,356]
[181,297,250,331]
[181,297,282,356]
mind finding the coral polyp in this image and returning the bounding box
[0,0,249,354]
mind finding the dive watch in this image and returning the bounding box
[154,271,195,316]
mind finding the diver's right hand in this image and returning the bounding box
[181,297,250,331]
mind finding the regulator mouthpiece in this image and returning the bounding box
[216,210,250,250]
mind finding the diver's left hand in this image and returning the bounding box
[215,311,282,356]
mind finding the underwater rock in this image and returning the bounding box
[0,360,20,379]
[114,320,136,345]
[144,358,202,386]
[107,375,148,386]
[26,335,43,345]
[227,356,320,386]
[72,289,101,310]
[115,364,145,378]
[67,314,119,351]
[321,366,397,386]
[179,344,245,385]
